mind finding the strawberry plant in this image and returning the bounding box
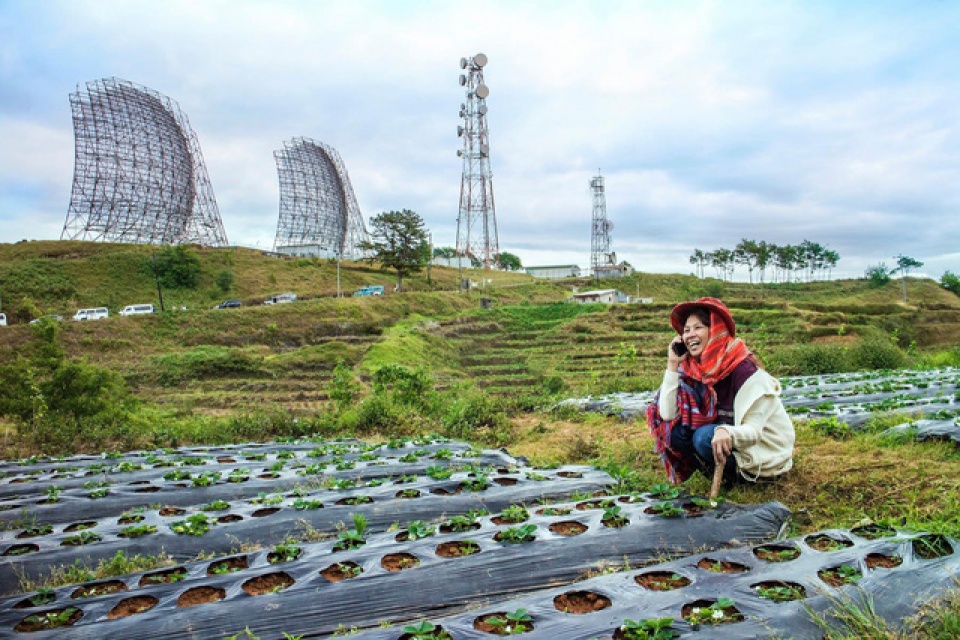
[21,607,80,630]
[191,471,221,487]
[62,531,101,546]
[483,608,533,634]
[251,493,283,506]
[170,513,212,536]
[443,514,480,532]
[648,502,684,517]
[118,524,157,538]
[426,465,454,480]
[291,498,323,510]
[602,504,629,526]
[268,544,301,563]
[499,505,530,523]
[818,564,861,586]
[210,561,242,575]
[498,524,537,544]
[164,469,192,482]
[432,448,453,460]
[43,485,62,502]
[684,598,742,626]
[228,468,251,483]
[88,487,110,499]
[618,617,678,639]
[401,621,451,639]
[461,475,490,491]
[755,583,805,602]
[333,513,368,551]
[20,524,53,537]
[647,483,680,499]
[399,453,419,463]
[201,500,231,511]
[25,588,56,607]
[403,521,435,541]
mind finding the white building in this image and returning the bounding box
[593,263,634,278]
[570,289,631,304]
[525,264,582,279]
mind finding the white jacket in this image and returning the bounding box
[657,368,795,480]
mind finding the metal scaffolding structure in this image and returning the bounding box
[590,172,616,277]
[61,77,229,247]
[456,53,499,270]
[272,138,369,259]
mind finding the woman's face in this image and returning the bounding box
[682,313,710,359]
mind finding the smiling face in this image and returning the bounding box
[682,309,711,359]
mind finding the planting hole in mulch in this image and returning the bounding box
[851,523,897,540]
[16,527,51,539]
[218,514,244,523]
[217,457,236,464]
[14,606,83,632]
[251,507,281,518]
[473,611,534,634]
[134,486,161,493]
[751,580,807,602]
[430,487,458,496]
[118,514,145,525]
[697,558,750,573]
[553,590,612,614]
[866,553,903,570]
[536,507,572,516]
[681,599,744,625]
[257,473,280,480]
[557,471,583,479]
[64,521,97,532]
[159,506,186,516]
[381,552,420,572]
[177,586,226,608]
[682,502,705,517]
[549,520,588,536]
[753,544,801,562]
[395,489,421,499]
[71,580,127,599]
[493,477,518,486]
[335,495,373,506]
[601,516,629,528]
[805,534,854,552]
[575,499,612,511]
[912,534,954,559]
[241,572,295,596]
[0,503,23,512]
[268,548,302,563]
[320,561,363,582]
[635,571,692,591]
[107,595,158,619]
[436,540,481,558]
[818,564,862,587]
[14,591,57,609]
[207,556,249,575]
[139,567,188,586]
[439,521,479,534]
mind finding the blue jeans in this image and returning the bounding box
[670,423,737,481]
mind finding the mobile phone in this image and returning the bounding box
[672,342,688,356]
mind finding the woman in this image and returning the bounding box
[646,297,795,485]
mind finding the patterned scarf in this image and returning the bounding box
[646,308,756,484]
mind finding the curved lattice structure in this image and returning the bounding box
[61,78,229,247]
[273,137,369,259]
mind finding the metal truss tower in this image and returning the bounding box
[61,78,229,247]
[590,173,616,278]
[456,53,499,269]
[273,138,369,260]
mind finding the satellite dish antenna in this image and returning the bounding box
[605,220,614,232]
[474,53,488,67]
[478,104,488,115]
[457,126,464,137]
[480,143,489,156]
[456,150,463,157]
[476,83,489,99]
[460,57,468,69]
[459,74,466,86]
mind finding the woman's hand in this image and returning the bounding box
[667,337,686,371]
[712,427,733,465]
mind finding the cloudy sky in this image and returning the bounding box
[1,0,958,279]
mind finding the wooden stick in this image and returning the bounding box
[709,462,724,500]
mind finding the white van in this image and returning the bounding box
[264,292,297,305]
[73,307,109,321]
[119,304,156,316]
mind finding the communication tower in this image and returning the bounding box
[456,53,499,269]
[590,172,615,278]
[61,78,228,247]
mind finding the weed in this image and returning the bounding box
[333,513,368,551]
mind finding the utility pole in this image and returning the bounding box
[151,253,165,312]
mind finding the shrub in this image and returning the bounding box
[865,264,891,287]
[847,338,907,371]
[766,343,848,376]
[328,360,360,411]
[145,245,201,289]
[443,392,514,444]
[215,269,235,293]
[153,346,267,385]
[940,271,960,296]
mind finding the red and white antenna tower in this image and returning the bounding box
[456,53,499,270]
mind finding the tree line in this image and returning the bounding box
[689,239,839,283]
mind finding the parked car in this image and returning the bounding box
[29,315,63,325]
[119,304,156,316]
[0,313,6,326]
[215,300,242,309]
[73,307,109,321]
[264,293,297,305]
[352,285,385,297]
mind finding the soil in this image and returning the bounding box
[865,553,903,569]
[553,590,611,613]
[549,521,589,536]
[251,507,281,518]
[491,515,527,526]
[381,552,420,571]
[320,561,362,582]
[177,586,226,608]
[753,545,801,562]
[257,473,280,479]
[681,599,744,624]
[64,521,97,532]
[805,534,853,551]
[139,567,187,587]
[473,611,533,635]
[0,504,23,511]
[493,477,518,486]
[134,486,161,493]
[217,514,244,523]
[435,540,481,558]
[557,471,583,479]
[207,556,249,576]
[241,572,295,596]
[439,522,480,534]
[14,606,83,632]
[71,580,127,599]
[697,558,750,573]
[430,487,459,496]
[635,571,692,591]
[107,595,158,619]
[682,503,704,517]
[159,506,186,516]
[217,457,236,464]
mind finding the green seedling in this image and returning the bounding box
[647,483,681,499]
[269,460,288,472]
[291,498,323,510]
[341,495,372,505]
[820,564,862,585]
[62,531,101,546]
[431,448,453,460]
[755,584,805,602]
[461,475,490,491]
[399,453,419,463]
[201,500,231,511]
[649,502,684,517]
[82,479,110,490]
[602,504,629,525]
[366,478,386,487]
[404,521,435,540]
[269,544,302,563]
[401,621,452,640]
[43,486,62,502]
[191,471,221,487]
[228,468,251,482]
[298,463,323,476]
[500,504,530,523]
[684,598,740,626]
[20,524,53,536]
[498,524,537,544]
[618,617,678,639]
[333,513,368,551]
[210,562,242,575]
[690,496,722,509]
[119,524,157,538]
[23,607,78,629]
[539,507,572,516]
[525,472,547,481]
[397,489,420,499]
[88,487,110,499]
[396,474,418,484]
[115,461,143,473]
[484,608,533,634]
[170,513,211,536]
[276,451,296,460]
[443,514,478,532]
[425,466,454,480]
[250,493,283,506]
[163,469,192,482]
[336,562,363,577]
